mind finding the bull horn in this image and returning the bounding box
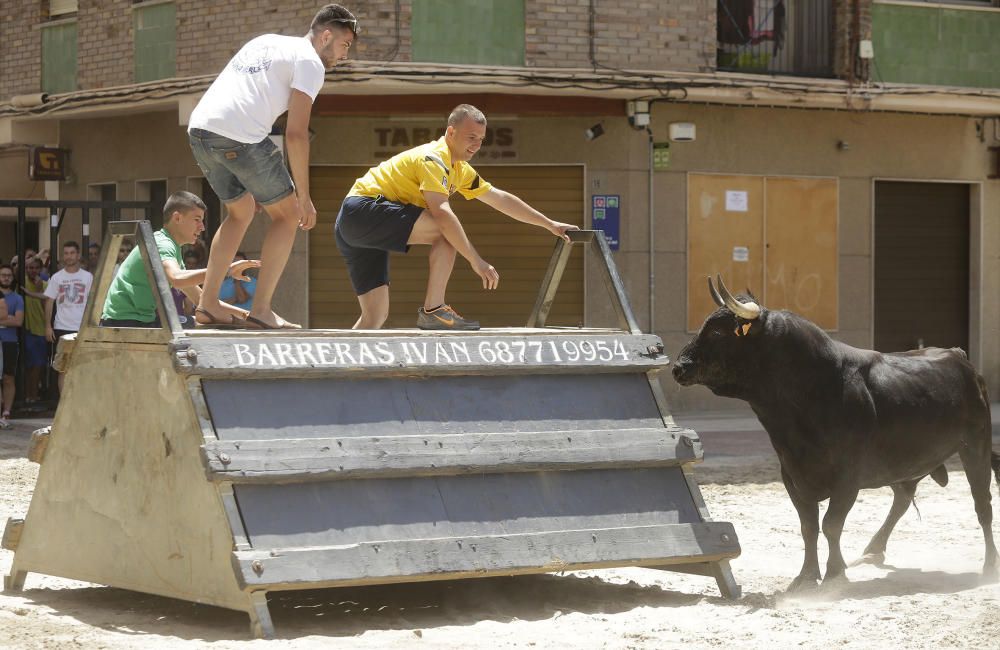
[716,274,761,320]
[707,276,725,308]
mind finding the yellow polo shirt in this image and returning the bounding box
[349,137,493,207]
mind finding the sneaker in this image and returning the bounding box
[0,413,10,430]
[417,304,480,331]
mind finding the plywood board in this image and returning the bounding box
[687,174,764,331]
[765,177,839,329]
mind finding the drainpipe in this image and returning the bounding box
[646,126,655,334]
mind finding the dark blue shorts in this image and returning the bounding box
[24,333,47,369]
[334,195,424,296]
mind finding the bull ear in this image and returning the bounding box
[716,274,761,320]
[708,276,725,308]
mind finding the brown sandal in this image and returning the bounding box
[194,307,251,330]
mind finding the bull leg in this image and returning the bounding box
[781,468,821,592]
[821,485,860,583]
[958,443,999,581]
[856,479,920,566]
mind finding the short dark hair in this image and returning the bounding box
[0,264,12,274]
[311,4,358,37]
[89,242,100,250]
[63,241,80,253]
[163,191,207,220]
[448,104,487,128]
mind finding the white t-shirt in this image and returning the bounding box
[188,34,326,143]
[43,267,94,332]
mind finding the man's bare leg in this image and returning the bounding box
[249,194,301,328]
[1,374,13,415]
[25,366,41,401]
[406,211,455,310]
[197,193,256,322]
[354,285,389,329]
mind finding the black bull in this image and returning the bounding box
[673,276,999,590]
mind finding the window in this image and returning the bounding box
[411,0,525,66]
[46,0,77,19]
[134,1,176,83]
[41,20,77,94]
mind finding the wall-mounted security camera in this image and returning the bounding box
[668,122,696,142]
[585,123,605,141]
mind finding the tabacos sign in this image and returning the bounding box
[373,124,517,161]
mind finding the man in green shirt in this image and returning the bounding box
[101,191,259,328]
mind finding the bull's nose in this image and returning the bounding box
[671,362,687,381]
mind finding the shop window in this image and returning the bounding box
[41,20,77,94]
[411,0,525,66]
[134,1,176,83]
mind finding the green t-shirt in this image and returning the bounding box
[102,229,183,323]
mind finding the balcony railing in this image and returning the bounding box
[717,0,834,78]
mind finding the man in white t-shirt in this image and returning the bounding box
[187,4,356,330]
[43,241,94,395]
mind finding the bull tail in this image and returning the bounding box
[978,375,998,487]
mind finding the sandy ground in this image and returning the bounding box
[1,415,999,649]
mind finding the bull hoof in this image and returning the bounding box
[821,572,849,587]
[981,564,999,584]
[851,552,885,567]
[785,575,820,593]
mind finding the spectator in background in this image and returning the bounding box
[87,242,102,272]
[101,192,258,329]
[0,264,25,425]
[20,257,48,404]
[44,242,93,395]
[0,299,6,429]
[219,251,257,312]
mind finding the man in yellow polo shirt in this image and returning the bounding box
[336,104,578,330]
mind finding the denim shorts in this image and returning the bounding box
[334,195,424,295]
[188,128,294,205]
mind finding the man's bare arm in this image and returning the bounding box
[423,191,499,290]
[478,187,578,242]
[162,259,259,288]
[286,89,316,230]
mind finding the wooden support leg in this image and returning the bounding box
[247,591,275,639]
[4,567,27,592]
[710,559,741,599]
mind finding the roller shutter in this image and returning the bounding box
[309,165,584,329]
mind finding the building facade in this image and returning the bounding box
[1,0,998,411]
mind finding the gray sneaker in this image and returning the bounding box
[417,304,480,330]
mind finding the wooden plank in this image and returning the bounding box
[204,373,667,442]
[173,333,669,378]
[202,427,703,483]
[2,518,24,551]
[527,237,575,328]
[232,522,741,589]
[27,427,51,464]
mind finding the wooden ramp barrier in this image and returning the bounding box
[3,223,740,638]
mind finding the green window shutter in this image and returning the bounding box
[412,0,525,66]
[41,21,78,94]
[134,2,176,83]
